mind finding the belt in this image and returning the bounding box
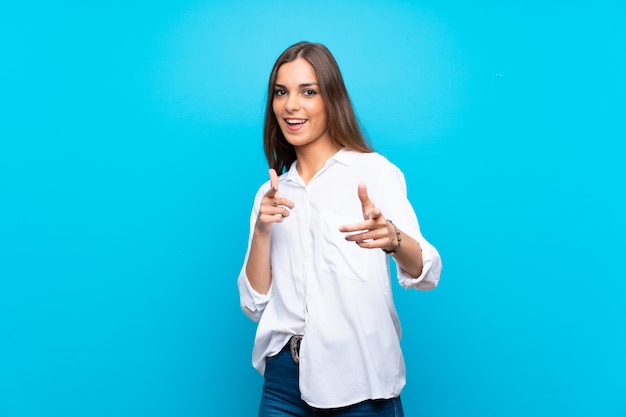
[283,335,303,364]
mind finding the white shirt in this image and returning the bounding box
[237,148,442,408]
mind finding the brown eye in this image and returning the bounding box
[274,89,287,96]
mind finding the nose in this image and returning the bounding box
[285,93,300,112]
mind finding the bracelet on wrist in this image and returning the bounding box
[382,220,401,254]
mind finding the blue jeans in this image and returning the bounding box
[259,348,404,417]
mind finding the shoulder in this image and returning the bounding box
[351,151,402,174]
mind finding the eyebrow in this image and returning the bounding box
[274,83,319,89]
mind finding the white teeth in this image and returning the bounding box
[286,119,307,124]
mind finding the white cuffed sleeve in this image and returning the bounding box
[373,161,442,291]
[237,183,274,322]
[237,267,273,322]
[397,238,442,290]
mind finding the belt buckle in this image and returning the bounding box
[289,335,303,364]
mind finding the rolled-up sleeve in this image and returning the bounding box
[397,238,442,290]
[375,165,442,290]
[238,267,273,322]
[237,185,274,322]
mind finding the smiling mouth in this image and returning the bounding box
[285,119,307,126]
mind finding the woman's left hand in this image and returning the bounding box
[339,182,398,253]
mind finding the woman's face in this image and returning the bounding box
[272,58,330,151]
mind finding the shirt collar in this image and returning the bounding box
[284,148,361,183]
[331,147,360,166]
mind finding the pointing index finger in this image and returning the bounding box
[266,168,279,198]
[358,182,375,219]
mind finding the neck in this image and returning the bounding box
[295,141,342,184]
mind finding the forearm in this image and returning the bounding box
[245,227,272,294]
[389,227,423,278]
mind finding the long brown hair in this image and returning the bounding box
[263,42,372,174]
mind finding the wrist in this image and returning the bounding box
[254,221,273,237]
[382,220,401,254]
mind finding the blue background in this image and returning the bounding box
[1,1,624,416]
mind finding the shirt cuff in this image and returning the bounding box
[237,269,273,322]
[397,239,442,290]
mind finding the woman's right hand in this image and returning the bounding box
[246,168,293,294]
[256,168,295,234]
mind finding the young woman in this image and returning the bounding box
[237,41,442,417]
